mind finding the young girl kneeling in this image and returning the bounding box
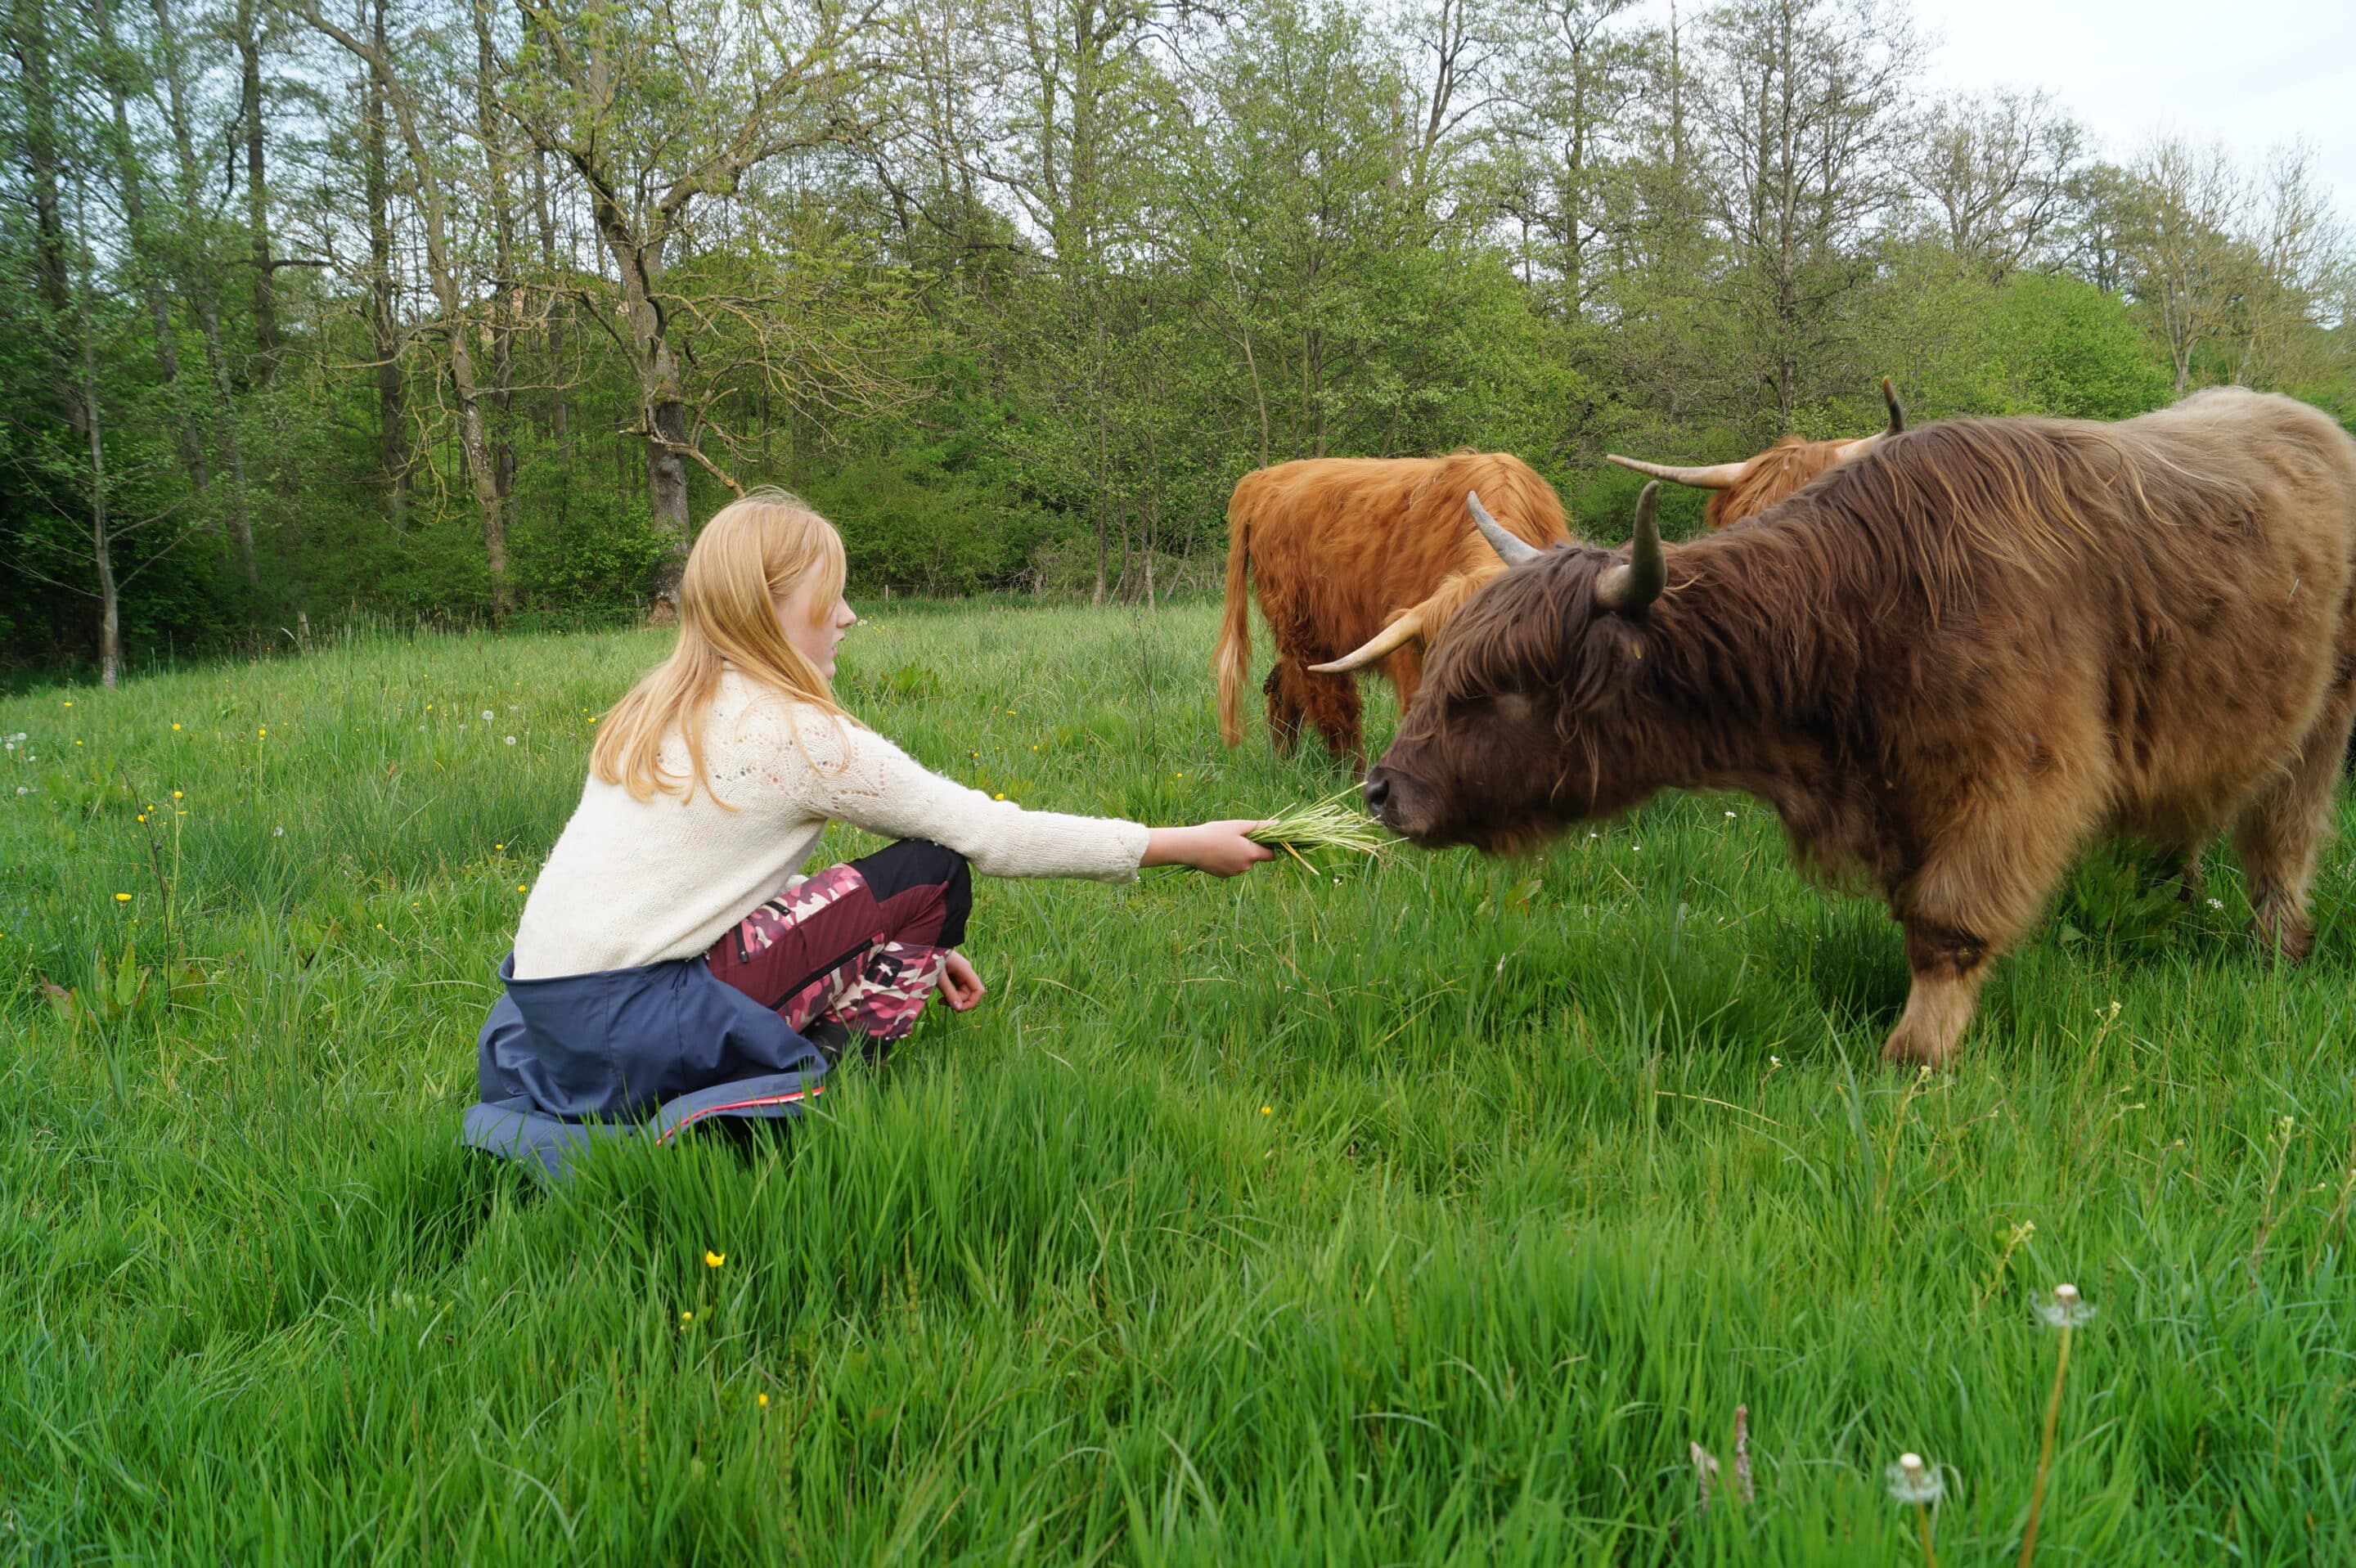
[472,492,1270,1147]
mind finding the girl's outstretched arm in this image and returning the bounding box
[1142,820,1275,878]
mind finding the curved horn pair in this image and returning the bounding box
[1467,483,1666,613]
[1606,378,1910,487]
[1311,484,1666,674]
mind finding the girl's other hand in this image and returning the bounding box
[1142,820,1277,878]
[937,950,986,1010]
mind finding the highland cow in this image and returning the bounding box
[1214,452,1571,766]
[1363,389,2356,1067]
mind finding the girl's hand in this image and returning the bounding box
[1142,820,1277,878]
[937,950,986,1011]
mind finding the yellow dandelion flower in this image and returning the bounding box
[258,728,267,737]
[705,1251,726,1268]
[172,723,181,730]
[994,793,1005,801]
[137,814,147,822]
[680,1310,694,1323]
[495,843,504,851]
[1261,1105,1272,1116]
[115,892,132,902]
[62,701,72,707]
[172,790,182,798]
[517,884,528,893]
[758,1393,769,1408]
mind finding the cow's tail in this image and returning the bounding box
[1214,490,1253,747]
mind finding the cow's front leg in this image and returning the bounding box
[1884,920,1993,1067]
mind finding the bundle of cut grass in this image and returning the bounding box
[1246,790,1395,866]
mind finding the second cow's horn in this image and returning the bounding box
[1468,490,1542,568]
[1835,377,1908,462]
[1603,452,1751,490]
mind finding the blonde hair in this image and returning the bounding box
[592,488,850,805]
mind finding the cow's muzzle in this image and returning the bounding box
[1362,766,1438,840]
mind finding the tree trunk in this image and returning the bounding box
[11,0,76,445]
[236,0,279,381]
[530,151,570,450]
[199,294,259,582]
[305,0,510,615]
[152,0,256,582]
[362,0,407,529]
[472,0,518,510]
[646,372,693,606]
[70,192,123,686]
[92,0,206,487]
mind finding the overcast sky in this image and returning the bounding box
[1627,0,2356,222]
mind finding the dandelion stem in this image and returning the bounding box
[1917,1498,1940,1568]
[2018,1323,2073,1568]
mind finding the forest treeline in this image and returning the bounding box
[2,0,2350,679]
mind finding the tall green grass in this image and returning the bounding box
[5,601,2355,1563]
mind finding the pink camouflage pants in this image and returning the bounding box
[704,839,973,1047]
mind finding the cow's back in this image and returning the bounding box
[1807,389,2356,842]
[2095,390,2356,819]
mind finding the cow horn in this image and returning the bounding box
[1604,452,1751,490]
[1594,483,1666,613]
[1309,609,1424,674]
[1833,378,1908,463]
[1468,490,1542,568]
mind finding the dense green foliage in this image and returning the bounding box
[7,604,2356,1560]
[4,0,2348,679]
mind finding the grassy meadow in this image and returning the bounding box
[7,600,2356,1564]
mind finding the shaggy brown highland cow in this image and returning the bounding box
[1213,452,1571,766]
[1363,389,2356,1067]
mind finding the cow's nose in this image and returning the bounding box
[1362,774,1392,815]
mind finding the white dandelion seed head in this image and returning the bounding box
[273,826,285,837]
[1724,810,1736,819]
[14,785,26,796]
[504,735,517,746]
[2035,1283,2097,1328]
[482,710,495,721]
[1886,1453,1944,1505]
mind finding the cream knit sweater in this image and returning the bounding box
[511,671,1149,978]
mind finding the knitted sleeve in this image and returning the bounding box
[771,704,1149,882]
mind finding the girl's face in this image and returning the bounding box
[776,569,856,681]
